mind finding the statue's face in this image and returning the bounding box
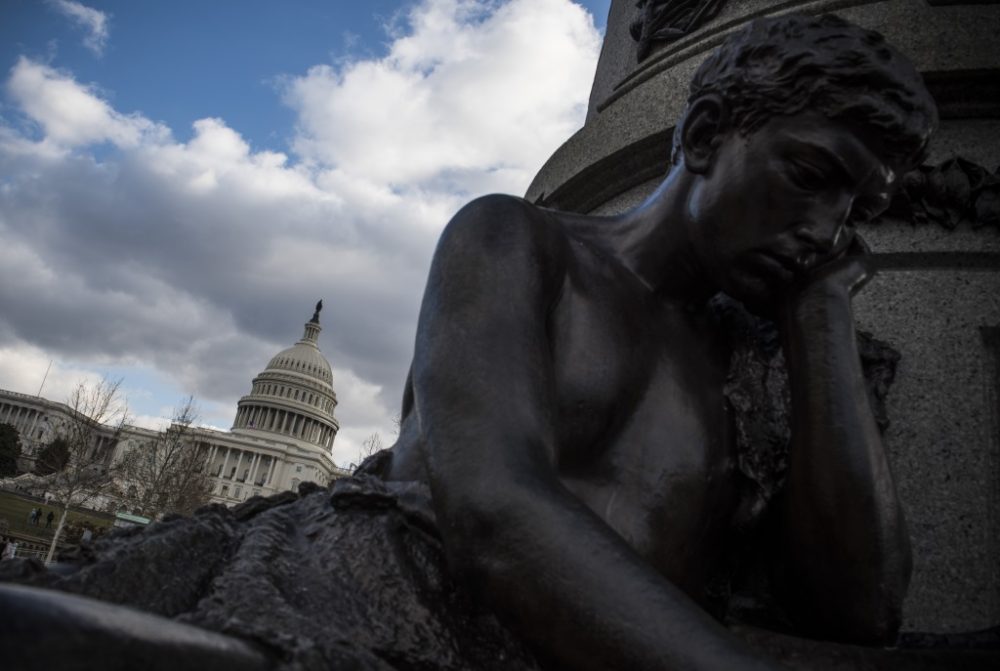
[686,109,895,308]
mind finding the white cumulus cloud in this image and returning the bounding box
[7,58,166,148]
[0,0,601,468]
[49,0,111,57]
[286,0,600,194]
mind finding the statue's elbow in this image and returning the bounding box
[863,525,913,644]
[871,554,912,644]
[785,544,912,645]
[847,587,907,645]
[837,560,912,645]
[791,584,906,645]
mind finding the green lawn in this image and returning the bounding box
[0,490,114,542]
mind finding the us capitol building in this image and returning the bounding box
[0,302,351,506]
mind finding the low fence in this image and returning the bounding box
[0,486,114,564]
[1,532,55,564]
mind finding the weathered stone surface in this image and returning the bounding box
[631,0,729,61]
[854,269,1000,632]
[0,479,541,670]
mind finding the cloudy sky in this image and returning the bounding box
[0,0,608,466]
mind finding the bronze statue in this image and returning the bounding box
[380,13,937,669]
[7,13,996,671]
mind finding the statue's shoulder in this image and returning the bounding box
[437,193,571,268]
[448,193,555,232]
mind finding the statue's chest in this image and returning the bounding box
[548,282,729,465]
[567,359,739,575]
[550,293,740,599]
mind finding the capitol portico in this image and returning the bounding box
[0,302,350,508]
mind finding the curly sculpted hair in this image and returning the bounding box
[671,14,938,169]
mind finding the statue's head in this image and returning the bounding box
[670,13,937,173]
[664,14,938,312]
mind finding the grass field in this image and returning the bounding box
[0,489,114,542]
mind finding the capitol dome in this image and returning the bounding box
[231,301,339,452]
[265,337,333,385]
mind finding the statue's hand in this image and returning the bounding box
[788,234,872,304]
[775,234,872,339]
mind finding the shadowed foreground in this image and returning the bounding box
[1,472,998,670]
[0,476,539,670]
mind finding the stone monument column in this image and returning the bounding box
[528,0,1000,635]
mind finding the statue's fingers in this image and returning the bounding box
[851,232,871,256]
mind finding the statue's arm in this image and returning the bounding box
[0,584,274,671]
[776,247,911,644]
[413,195,775,671]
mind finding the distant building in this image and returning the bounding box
[0,304,351,507]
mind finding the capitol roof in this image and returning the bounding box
[265,328,333,385]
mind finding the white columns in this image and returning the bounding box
[232,451,245,481]
[220,448,232,479]
[28,410,40,440]
[248,453,262,485]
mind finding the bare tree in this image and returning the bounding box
[356,432,384,466]
[0,423,23,477]
[40,378,129,563]
[115,397,213,519]
[34,437,69,475]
